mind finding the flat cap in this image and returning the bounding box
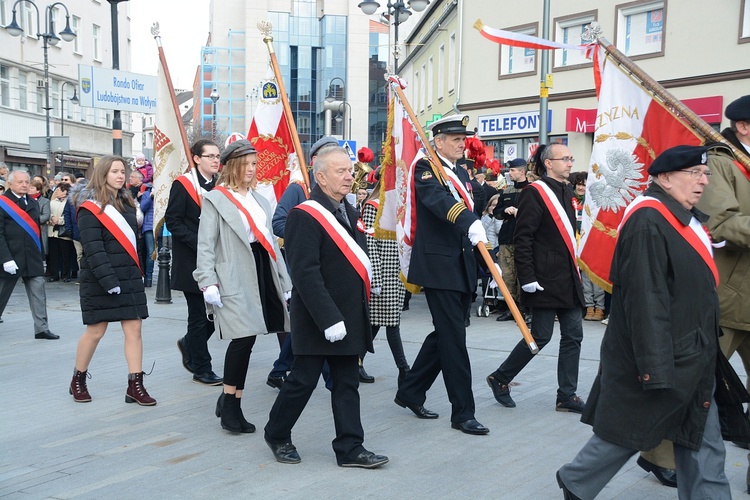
[725,95,750,122]
[220,139,256,165]
[507,158,527,169]
[648,145,708,175]
[427,115,473,136]
[309,136,339,160]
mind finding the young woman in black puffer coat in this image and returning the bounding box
[68,155,154,406]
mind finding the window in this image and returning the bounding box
[498,23,537,79]
[437,44,445,100]
[554,11,596,69]
[615,1,666,59]
[427,57,433,109]
[93,24,101,61]
[50,80,59,117]
[448,33,456,93]
[298,115,310,135]
[420,63,426,113]
[413,71,420,115]
[0,65,9,107]
[71,16,81,54]
[36,80,44,114]
[741,0,750,43]
[0,0,7,27]
[18,72,27,110]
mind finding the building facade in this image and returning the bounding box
[0,0,133,178]
[398,0,750,169]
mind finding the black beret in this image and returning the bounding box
[220,139,256,165]
[725,95,750,122]
[507,158,527,169]
[647,145,708,175]
[309,136,339,160]
[427,115,473,136]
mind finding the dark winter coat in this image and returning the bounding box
[493,179,529,245]
[582,184,718,451]
[76,190,148,324]
[285,185,373,356]
[0,192,44,277]
[514,176,584,309]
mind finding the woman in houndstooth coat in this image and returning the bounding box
[360,178,410,383]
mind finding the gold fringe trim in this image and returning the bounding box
[577,258,613,294]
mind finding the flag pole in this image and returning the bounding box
[153,28,195,172]
[389,78,539,354]
[585,23,750,171]
[257,21,311,193]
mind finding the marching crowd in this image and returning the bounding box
[1,94,750,497]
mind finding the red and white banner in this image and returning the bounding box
[475,20,595,53]
[578,55,702,290]
[247,67,302,212]
[152,52,189,234]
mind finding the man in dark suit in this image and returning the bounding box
[0,170,56,338]
[166,139,222,385]
[395,115,490,436]
[264,146,388,469]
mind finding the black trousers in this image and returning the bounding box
[183,291,215,374]
[265,354,364,463]
[396,288,476,422]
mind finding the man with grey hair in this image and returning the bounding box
[264,146,388,469]
[0,170,56,338]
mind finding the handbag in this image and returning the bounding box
[714,342,750,442]
[55,224,72,238]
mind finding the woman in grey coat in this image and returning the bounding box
[194,140,291,434]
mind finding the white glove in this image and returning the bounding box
[203,285,223,308]
[324,321,347,343]
[494,263,503,277]
[371,287,382,296]
[107,286,121,295]
[467,220,487,246]
[283,290,292,301]
[3,260,18,275]
[521,281,544,293]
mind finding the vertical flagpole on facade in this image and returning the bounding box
[584,22,750,171]
[389,78,539,354]
[152,27,195,172]
[257,21,312,193]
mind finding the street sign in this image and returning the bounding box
[339,140,357,161]
[78,65,158,113]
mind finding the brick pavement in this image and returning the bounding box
[1,279,748,499]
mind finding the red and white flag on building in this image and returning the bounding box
[247,67,302,211]
[152,49,189,235]
[578,54,702,290]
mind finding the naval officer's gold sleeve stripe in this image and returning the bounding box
[447,203,466,223]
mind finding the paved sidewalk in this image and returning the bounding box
[1,280,748,499]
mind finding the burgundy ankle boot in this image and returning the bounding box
[126,372,157,406]
[69,369,91,403]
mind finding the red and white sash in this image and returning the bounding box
[214,186,276,262]
[620,196,719,287]
[175,170,211,207]
[79,200,142,274]
[295,200,372,297]
[529,181,579,277]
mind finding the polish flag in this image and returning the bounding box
[475,19,594,53]
[578,55,702,290]
[247,67,302,211]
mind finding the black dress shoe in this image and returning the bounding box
[732,440,750,449]
[339,450,389,468]
[464,317,471,327]
[46,277,60,282]
[451,419,489,435]
[636,456,677,488]
[495,309,513,321]
[35,330,60,340]
[266,375,284,390]
[486,374,516,407]
[359,365,375,383]
[394,396,439,419]
[176,337,193,374]
[62,278,72,283]
[556,471,582,500]
[265,438,301,464]
[193,371,223,386]
[0,317,4,323]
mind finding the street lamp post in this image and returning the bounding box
[210,88,220,141]
[326,77,347,140]
[5,0,77,176]
[358,0,429,74]
[335,102,352,141]
[59,81,78,136]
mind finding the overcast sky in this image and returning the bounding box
[129,0,211,89]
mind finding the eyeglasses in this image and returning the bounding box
[548,157,575,163]
[677,169,711,179]
[200,154,221,161]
